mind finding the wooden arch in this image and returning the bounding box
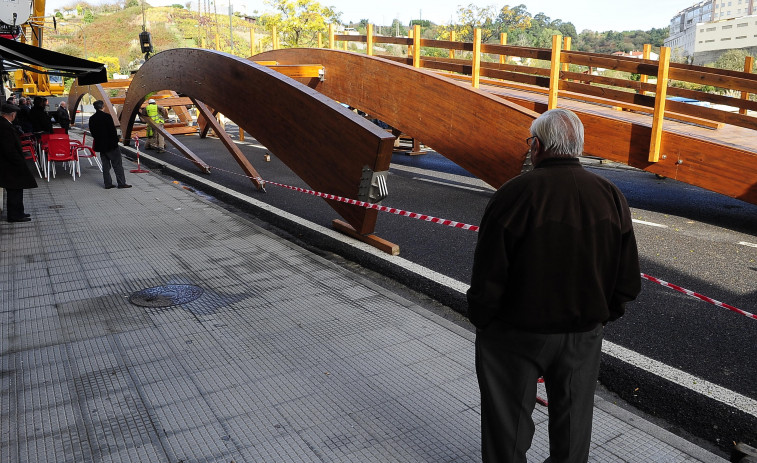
[67,81,121,127]
[253,48,540,188]
[120,48,395,236]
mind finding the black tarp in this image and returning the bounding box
[0,37,107,85]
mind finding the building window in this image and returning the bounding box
[736,35,747,39]
[738,22,748,27]
[721,37,732,40]
[705,39,715,42]
[707,27,717,31]
[723,24,733,28]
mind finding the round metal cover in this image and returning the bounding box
[129,284,204,308]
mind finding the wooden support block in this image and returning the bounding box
[649,46,671,162]
[266,65,323,79]
[333,219,400,255]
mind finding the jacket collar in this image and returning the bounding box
[534,157,581,169]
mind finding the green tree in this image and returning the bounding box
[711,48,754,71]
[437,4,497,43]
[259,0,341,48]
[83,9,95,24]
[496,4,531,31]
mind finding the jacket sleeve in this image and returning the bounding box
[608,193,642,321]
[467,201,510,329]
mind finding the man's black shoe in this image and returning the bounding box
[117,184,132,189]
[23,214,31,218]
[104,185,115,189]
[8,217,31,223]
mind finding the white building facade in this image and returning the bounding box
[665,0,757,64]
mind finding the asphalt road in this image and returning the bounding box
[118,125,756,451]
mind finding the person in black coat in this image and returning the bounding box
[56,101,71,133]
[29,96,53,134]
[89,100,131,189]
[0,103,38,222]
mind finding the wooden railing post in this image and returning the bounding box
[367,24,374,56]
[740,56,754,115]
[649,46,671,163]
[561,36,571,72]
[472,28,482,88]
[328,24,335,49]
[317,32,323,48]
[548,35,562,109]
[640,43,651,88]
[449,31,456,59]
[412,24,421,68]
[272,25,278,50]
[500,32,508,64]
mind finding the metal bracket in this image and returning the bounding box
[358,166,389,203]
[318,68,325,82]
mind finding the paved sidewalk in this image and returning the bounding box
[1,153,726,462]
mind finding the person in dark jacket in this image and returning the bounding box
[29,96,53,134]
[468,108,641,463]
[16,97,33,134]
[56,101,71,133]
[0,103,38,222]
[88,100,131,189]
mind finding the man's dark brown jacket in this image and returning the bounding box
[467,157,641,333]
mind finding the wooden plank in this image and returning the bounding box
[412,25,421,68]
[668,65,757,94]
[480,43,551,61]
[124,48,395,236]
[500,33,508,64]
[548,35,562,109]
[562,50,657,76]
[373,36,412,46]
[472,28,481,88]
[332,220,399,255]
[192,98,264,191]
[741,56,754,115]
[143,117,211,173]
[254,48,538,191]
[132,126,198,138]
[649,46,671,162]
[267,65,323,78]
[420,38,472,52]
[99,80,132,88]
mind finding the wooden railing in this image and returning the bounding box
[265,24,757,162]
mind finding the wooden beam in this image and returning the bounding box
[412,25,421,68]
[740,56,754,116]
[548,35,562,109]
[649,46,671,163]
[367,24,373,56]
[472,28,481,88]
[192,98,264,190]
[639,44,651,91]
[328,24,335,49]
[266,65,323,78]
[500,33,508,64]
[449,31,455,59]
[142,117,211,173]
[561,36,571,73]
[333,220,399,255]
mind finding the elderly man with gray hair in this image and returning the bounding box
[468,108,641,463]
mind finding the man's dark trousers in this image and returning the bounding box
[6,189,26,219]
[100,148,126,187]
[476,320,604,463]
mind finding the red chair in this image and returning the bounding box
[20,133,43,178]
[70,132,102,172]
[45,135,79,181]
[52,127,67,134]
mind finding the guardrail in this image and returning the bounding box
[264,24,757,163]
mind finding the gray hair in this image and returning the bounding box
[93,100,105,110]
[530,108,584,158]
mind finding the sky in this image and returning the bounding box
[44,0,699,32]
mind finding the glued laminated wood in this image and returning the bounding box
[253,48,538,189]
[120,48,395,236]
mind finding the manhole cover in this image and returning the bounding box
[129,284,204,308]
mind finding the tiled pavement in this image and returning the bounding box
[0,150,727,462]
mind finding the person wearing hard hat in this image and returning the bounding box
[141,98,168,153]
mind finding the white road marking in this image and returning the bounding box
[391,164,495,191]
[412,177,488,192]
[632,219,668,228]
[603,341,757,418]
[127,144,754,418]
[738,241,757,248]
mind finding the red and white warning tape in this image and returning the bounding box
[132,147,754,321]
[640,273,755,321]
[256,178,480,231]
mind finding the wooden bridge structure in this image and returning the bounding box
[66,28,756,250]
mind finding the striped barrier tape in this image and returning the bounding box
[640,273,755,321]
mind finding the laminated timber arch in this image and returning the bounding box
[254,48,539,188]
[67,81,121,127]
[120,48,395,236]
[255,48,757,205]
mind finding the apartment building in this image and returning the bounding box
[665,0,757,64]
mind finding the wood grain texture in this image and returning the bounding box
[254,48,539,189]
[120,48,395,235]
[68,81,119,127]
